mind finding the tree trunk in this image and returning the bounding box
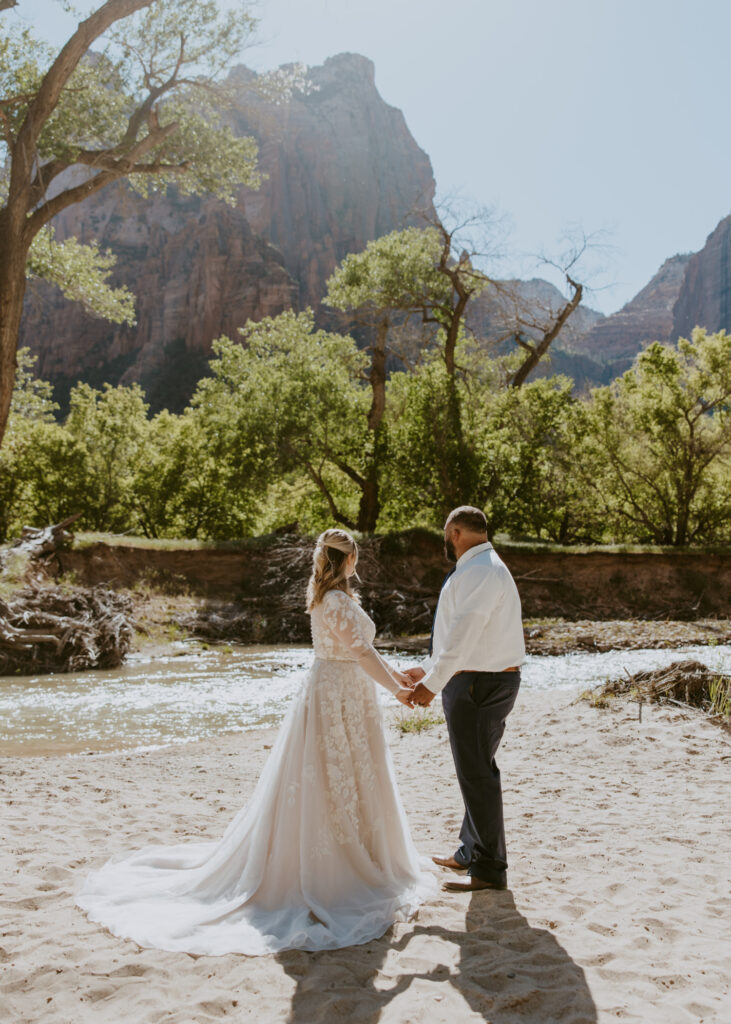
[0,223,30,448]
[443,292,469,377]
[356,462,381,534]
[510,277,583,389]
[356,318,389,533]
[367,320,388,433]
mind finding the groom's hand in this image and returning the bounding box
[403,666,425,683]
[411,683,436,707]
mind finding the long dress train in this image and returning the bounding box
[74,589,436,955]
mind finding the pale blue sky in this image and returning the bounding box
[13,0,731,313]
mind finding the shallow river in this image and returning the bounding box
[1,643,729,756]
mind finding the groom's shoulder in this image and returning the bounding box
[468,547,518,587]
[457,546,507,582]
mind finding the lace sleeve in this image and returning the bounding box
[326,591,402,695]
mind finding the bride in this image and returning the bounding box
[75,529,436,955]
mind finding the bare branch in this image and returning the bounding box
[304,462,356,530]
[25,121,178,237]
[509,274,583,388]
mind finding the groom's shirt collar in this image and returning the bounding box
[456,540,492,567]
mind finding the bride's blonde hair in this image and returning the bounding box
[306,528,360,611]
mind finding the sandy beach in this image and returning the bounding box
[1,685,729,1024]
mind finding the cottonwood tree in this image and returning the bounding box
[325,215,496,527]
[0,0,269,449]
[325,227,445,531]
[582,329,731,545]
[195,310,370,534]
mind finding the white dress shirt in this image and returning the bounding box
[421,542,525,695]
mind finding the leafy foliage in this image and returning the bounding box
[27,227,136,325]
[325,227,448,318]
[0,1,277,451]
[2,326,730,545]
[580,328,731,544]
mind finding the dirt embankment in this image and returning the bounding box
[56,531,731,645]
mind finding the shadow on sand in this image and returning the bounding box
[276,890,597,1023]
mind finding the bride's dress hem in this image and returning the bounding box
[74,590,437,957]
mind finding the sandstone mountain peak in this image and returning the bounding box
[569,252,693,364]
[18,46,731,409]
[672,212,731,340]
[20,53,435,412]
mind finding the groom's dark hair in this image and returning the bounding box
[446,505,488,534]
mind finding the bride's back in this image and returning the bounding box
[310,588,376,662]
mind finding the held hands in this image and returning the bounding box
[393,670,415,708]
[410,683,436,707]
[393,666,435,709]
[402,665,435,706]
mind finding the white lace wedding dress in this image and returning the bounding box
[74,589,436,955]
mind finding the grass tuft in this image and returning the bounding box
[708,676,731,719]
[393,706,445,734]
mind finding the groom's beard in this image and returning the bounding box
[444,537,457,562]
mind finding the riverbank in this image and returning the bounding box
[55,531,731,643]
[2,686,729,1023]
[128,584,731,659]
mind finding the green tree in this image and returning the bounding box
[471,376,596,542]
[383,353,470,527]
[65,381,151,531]
[325,222,490,528]
[582,328,731,545]
[0,348,88,539]
[0,0,264,448]
[127,407,259,539]
[0,347,54,538]
[384,360,594,541]
[194,310,369,533]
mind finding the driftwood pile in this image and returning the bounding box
[0,583,134,674]
[591,659,731,726]
[0,516,134,675]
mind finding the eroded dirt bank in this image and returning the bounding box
[56,531,731,644]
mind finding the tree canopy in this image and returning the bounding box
[0,0,274,448]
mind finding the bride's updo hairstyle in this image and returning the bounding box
[306,528,359,611]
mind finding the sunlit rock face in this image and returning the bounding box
[563,212,731,369]
[20,53,435,412]
[567,254,693,367]
[672,213,731,341]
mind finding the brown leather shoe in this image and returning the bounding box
[443,877,507,893]
[431,854,468,872]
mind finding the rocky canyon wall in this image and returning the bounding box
[20,54,435,411]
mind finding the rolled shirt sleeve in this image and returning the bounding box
[420,564,504,695]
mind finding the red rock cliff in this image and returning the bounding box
[20,54,435,410]
[672,213,731,340]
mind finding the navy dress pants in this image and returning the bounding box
[440,669,520,885]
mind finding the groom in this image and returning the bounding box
[404,505,525,892]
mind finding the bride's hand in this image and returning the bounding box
[393,670,414,689]
[395,687,415,708]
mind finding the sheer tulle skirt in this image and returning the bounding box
[74,658,436,955]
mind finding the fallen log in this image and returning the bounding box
[10,513,81,559]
